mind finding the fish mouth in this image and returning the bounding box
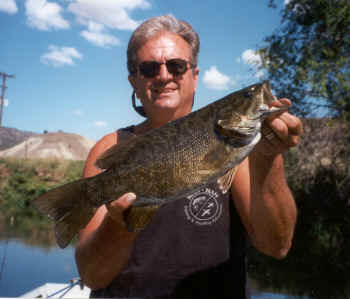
[260,105,289,119]
[259,81,289,116]
[261,81,276,105]
[246,105,289,124]
[228,126,259,141]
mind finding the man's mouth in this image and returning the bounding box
[152,87,176,94]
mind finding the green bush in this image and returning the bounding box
[0,158,84,246]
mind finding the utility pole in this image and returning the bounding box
[0,72,15,127]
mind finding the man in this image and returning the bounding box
[75,15,302,298]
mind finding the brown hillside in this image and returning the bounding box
[0,131,95,161]
[0,127,37,151]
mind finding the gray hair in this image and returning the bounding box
[127,15,200,76]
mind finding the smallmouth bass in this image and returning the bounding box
[34,81,288,248]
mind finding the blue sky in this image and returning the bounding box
[0,0,286,141]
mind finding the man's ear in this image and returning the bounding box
[193,67,200,90]
[128,75,137,90]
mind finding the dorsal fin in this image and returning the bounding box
[95,129,137,170]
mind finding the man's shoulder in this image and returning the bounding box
[93,126,135,155]
[94,131,118,150]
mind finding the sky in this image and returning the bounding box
[0,0,287,141]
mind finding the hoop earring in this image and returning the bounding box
[132,91,147,117]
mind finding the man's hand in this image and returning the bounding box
[257,98,303,157]
[76,192,137,289]
[105,192,137,229]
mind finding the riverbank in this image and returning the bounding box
[0,118,349,298]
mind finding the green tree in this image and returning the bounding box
[259,0,350,119]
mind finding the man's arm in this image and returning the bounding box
[75,132,137,290]
[232,98,302,259]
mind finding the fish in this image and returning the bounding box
[33,81,288,248]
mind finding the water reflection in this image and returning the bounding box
[248,244,350,299]
[0,236,309,299]
[0,224,346,299]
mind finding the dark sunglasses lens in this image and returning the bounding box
[139,62,160,78]
[138,59,189,78]
[166,59,188,76]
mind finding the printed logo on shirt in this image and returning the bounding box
[184,187,223,226]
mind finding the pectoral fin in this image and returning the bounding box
[217,167,237,194]
[124,204,161,232]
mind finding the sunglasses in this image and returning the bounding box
[138,58,194,78]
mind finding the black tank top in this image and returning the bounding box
[90,127,250,299]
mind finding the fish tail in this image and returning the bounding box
[33,179,95,249]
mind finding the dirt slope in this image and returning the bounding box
[0,127,37,151]
[0,131,95,161]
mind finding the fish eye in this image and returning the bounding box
[243,91,253,98]
[243,87,255,98]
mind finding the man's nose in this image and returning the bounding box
[158,63,172,81]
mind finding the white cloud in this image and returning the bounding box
[68,0,151,31]
[25,0,70,31]
[81,21,121,48]
[40,45,82,67]
[203,66,234,90]
[237,49,265,79]
[240,49,262,67]
[94,121,107,127]
[0,0,18,14]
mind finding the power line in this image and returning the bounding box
[0,72,15,127]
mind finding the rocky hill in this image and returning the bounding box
[0,127,37,151]
[0,130,95,161]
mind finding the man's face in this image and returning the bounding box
[129,32,199,121]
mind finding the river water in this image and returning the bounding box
[0,239,310,298]
[0,239,78,297]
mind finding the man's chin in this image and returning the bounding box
[152,96,179,109]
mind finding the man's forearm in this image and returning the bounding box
[75,215,137,290]
[249,152,297,259]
